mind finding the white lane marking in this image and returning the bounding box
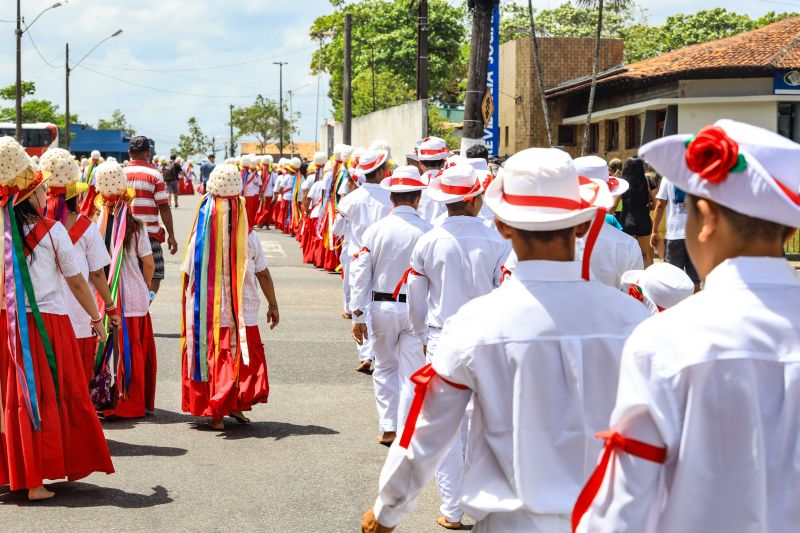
[260,239,287,258]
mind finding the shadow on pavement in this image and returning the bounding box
[100,408,198,430]
[153,332,181,339]
[0,483,173,508]
[106,439,188,457]
[218,421,339,441]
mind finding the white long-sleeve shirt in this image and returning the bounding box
[374,260,650,528]
[349,206,433,319]
[242,169,262,197]
[579,257,800,533]
[407,215,510,342]
[417,169,447,223]
[332,183,392,257]
[577,223,644,289]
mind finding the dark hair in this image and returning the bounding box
[421,159,445,171]
[687,195,792,243]
[102,208,143,254]
[15,198,42,260]
[621,157,648,191]
[517,226,574,245]
[465,144,489,161]
[364,163,386,183]
[170,154,177,161]
[66,196,79,213]
[390,190,422,205]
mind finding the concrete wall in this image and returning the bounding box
[679,78,773,98]
[320,100,428,161]
[678,100,777,133]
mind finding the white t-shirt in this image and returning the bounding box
[656,178,688,241]
[22,222,81,314]
[242,170,263,197]
[62,221,111,338]
[244,231,269,327]
[121,225,153,317]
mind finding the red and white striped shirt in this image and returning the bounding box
[124,160,169,242]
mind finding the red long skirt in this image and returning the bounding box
[302,218,320,264]
[179,179,195,195]
[103,315,157,419]
[76,336,98,386]
[254,197,272,228]
[244,195,259,231]
[181,325,269,419]
[323,246,341,272]
[272,200,285,232]
[0,312,114,490]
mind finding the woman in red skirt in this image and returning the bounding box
[0,137,114,501]
[181,163,280,430]
[94,161,157,419]
[40,149,122,383]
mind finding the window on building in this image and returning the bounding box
[557,125,576,146]
[605,120,619,152]
[655,110,667,139]
[588,123,600,154]
[778,102,800,142]
[625,115,642,149]
[505,126,509,148]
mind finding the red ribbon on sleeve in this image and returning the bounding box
[353,246,370,260]
[398,363,469,449]
[571,430,667,532]
[392,266,423,300]
[500,265,512,284]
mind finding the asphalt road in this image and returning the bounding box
[1,193,472,532]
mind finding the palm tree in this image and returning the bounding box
[528,0,552,147]
[577,0,631,155]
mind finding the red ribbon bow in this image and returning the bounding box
[607,177,619,192]
[392,267,423,300]
[500,265,512,284]
[398,363,469,449]
[571,430,667,532]
[685,125,740,184]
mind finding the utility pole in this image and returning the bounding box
[370,42,376,112]
[310,31,333,151]
[462,1,495,147]
[343,13,352,145]
[288,89,295,156]
[65,43,71,150]
[229,104,235,158]
[273,61,287,157]
[416,0,429,100]
[15,0,22,142]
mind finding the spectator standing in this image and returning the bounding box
[620,157,655,266]
[123,136,178,295]
[651,177,701,290]
[164,154,182,208]
[200,154,216,192]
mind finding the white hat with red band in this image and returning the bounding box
[639,119,800,228]
[484,148,612,231]
[427,163,484,204]
[574,155,629,196]
[621,262,694,315]
[380,165,427,192]
[356,149,389,176]
[415,136,451,161]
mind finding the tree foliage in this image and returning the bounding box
[97,109,136,136]
[310,0,467,120]
[499,4,800,64]
[0,81,77,147]
[230,95,296,154]
[176,117,209,159]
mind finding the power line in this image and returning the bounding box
[77,64,259,99]
[24,24,64,69]
[83,44,317,73]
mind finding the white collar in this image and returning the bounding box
[392,205,419,216]
[441,215,480,225]
[512,260,583,283]
[704,256,799,290]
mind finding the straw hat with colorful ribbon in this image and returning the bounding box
[41,148,87,223]
[0,137,50,207]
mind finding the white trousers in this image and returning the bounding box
[427,327,465,524]
[370,301,425,432]
[356,307,374,362]
[341,251,353,313]
[473,512,570,533]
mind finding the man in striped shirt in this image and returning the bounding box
[124,136,178,294]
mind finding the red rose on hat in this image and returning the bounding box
[685,126,740,184]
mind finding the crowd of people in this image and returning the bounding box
[1,117,798,533]
[0,134,279,501]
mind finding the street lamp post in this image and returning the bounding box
[310,30,334,151]
[65,29,123,150]
[273,61,287,157]
[15,1,67,143]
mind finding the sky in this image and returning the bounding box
[0,0,797,155]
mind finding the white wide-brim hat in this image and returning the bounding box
[356,149,388,175]
[621,262,694,314]
[427,163,484,204]
[574,155,629,196]
[416,136,451,161]
[485,148,612,231]
[639,119,800,228]
[380,165,427,192]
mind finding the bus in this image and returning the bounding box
[0,122,59,157]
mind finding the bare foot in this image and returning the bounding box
[208,418,224,430]
[377,431,396,447]
[229,411,250,424]
[28,485,55,501]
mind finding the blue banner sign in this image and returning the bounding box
[482,4,500,156]
[774,69,800,95]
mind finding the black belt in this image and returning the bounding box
[373,291,406,303]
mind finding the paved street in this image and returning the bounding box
[1,194,471,532]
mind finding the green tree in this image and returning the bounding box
[230,95,295,154]
[310,0,467,120]
[176,117,209,159]
[428,106,459,148]
[500,2,641,43]
[0,80,36,101]
[97,108,136,136]
[0,81,77,148]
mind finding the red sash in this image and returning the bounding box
[392,267,424,300]
[23,218,57,257]
[68,215,93,245]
